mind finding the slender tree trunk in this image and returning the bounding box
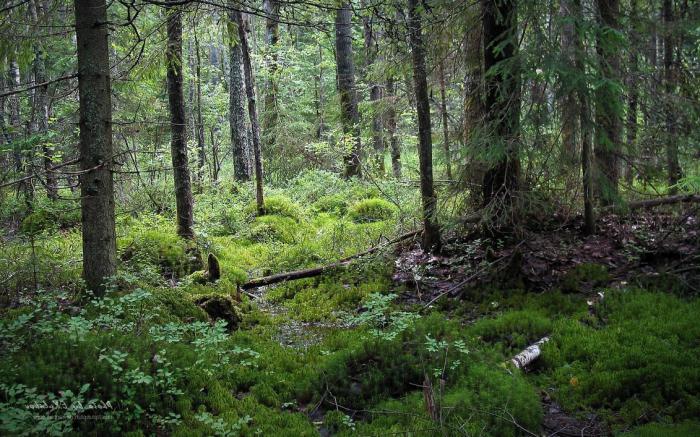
[195,31,206,187]
[74,0,117,295]
[236,10,265,214]
[166,1,195,239]
[29,0,57,200]
[262,0,279,154]
[663,0,682,192]
[481,0,520,210]
[315,42,325,139]
[438,61,452,180]
[625,0,639,186]
[560,0,579,167]
[363,7,385,173]
[227,4,250,181]
[594,0,621,206]
[573,0,595,234]
[408,0,441,253]
[335,2,362,178]
[8,60,23,191]
[386,76,401,179]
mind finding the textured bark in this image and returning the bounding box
[438,62,452,180]
[385,76,401,178]
[29,0,57,200]
[481,0,520,208]
[594,0,621,206]
[8,60,23,185]
[408,0,441,253]
[227,5,250,181]
[335,2,362,178]
[315,43,325,139]
[573,0,595,235]
[625,0,639,186]
[363,6,384,173]
[663,0,682,192]
[262,0,279,153]
[166,2,195,239]
[74,0,117,295]
[560,0,579,167]
[195,32,206,186]
[236,10,265,214]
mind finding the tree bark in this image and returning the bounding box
[236,10,265,214]
[385,76,401,179]
[663,0,682,192]
[262,0,279,154]
[624,0,639,186]
[573,0,595,235]
[166,1,195,239]
[363,6,385,173]
[194,31,206,187]
[74,0,117,295]
[481,0,520,210]
[29,0,57,200]
[594,0,622,206]
[438,61,452,180]
[559,0,579,167]
[335,2,362,178]
[408,0,441,253]
[227,4,251,182]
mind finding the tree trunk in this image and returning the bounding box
[315,42,325,139]
[29,0,57,200]
[574,0,595,235]
[236,10,265,214]
[559,0,579,167]
[227,4,251,182]
[408,0,441,253]
[385,76,401,179]
[481,0,520,210]
[74,0,117,295]
[594,0,621,206]
[663,0,682,192]
[363,6,385,173]
[262,0,279,154]
[8,60,25,195]
[166,1,195,239]
[195,31,206,187]
[438,61,452,180]
[625,0,639,186]
[335,2,362,178]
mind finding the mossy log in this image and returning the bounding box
[241,230,420,290]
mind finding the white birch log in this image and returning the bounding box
[511,337,550,369]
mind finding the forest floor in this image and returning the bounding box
[1,172,699,436]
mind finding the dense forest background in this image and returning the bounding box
[0,0,699,435]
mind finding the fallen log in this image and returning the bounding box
[241,230,420,290]
[627,194,700,209]
[510,337,550,369]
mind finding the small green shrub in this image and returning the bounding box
[313,193,348,215]
[245,196,303,221]
[347,198,397,223]
[247,215,297,244]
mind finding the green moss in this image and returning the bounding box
[313,193,349,215]
[541,290,700,428]
[247,215,298,244]
[559,263,610,293]
[620,421,700,437]
[245,195,304,221]
[469,309,553,352]
[347,198,397,223]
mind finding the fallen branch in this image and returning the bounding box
[627,194,700,209]
[510,337,550,369]
[241,230,420,290]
